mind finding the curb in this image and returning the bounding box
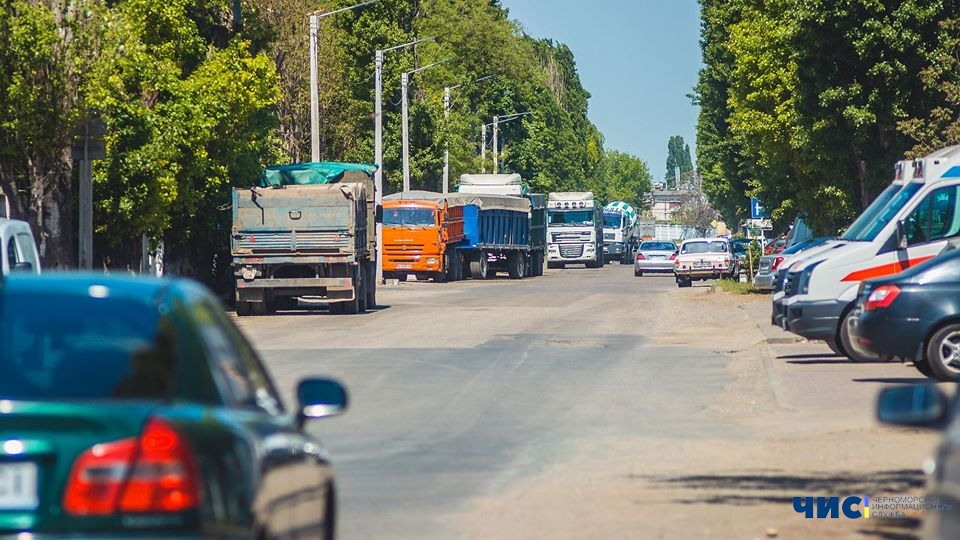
[760,345,796,411]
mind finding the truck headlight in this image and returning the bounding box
[427,258,438,264]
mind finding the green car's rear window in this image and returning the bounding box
[1,292,176,400]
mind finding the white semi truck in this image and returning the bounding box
[546,192,603,268]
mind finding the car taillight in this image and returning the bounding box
[669,253,677,260]
[63,418,201,515]
[771,256,784,270]
[864,285,901,312]
[724,258,730,266]
[636,253,645,260]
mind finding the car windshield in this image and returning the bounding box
[682,241,728,254]
[548,210,594,226]
[603,212,622,228]
[781,236,835,255]
[841,183,919,242]
[383,208,435,227]
[0,291,175,400]
[640,242,676,251]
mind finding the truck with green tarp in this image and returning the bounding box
[231,162,379,315]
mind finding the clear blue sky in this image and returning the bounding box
[499,0,703,181]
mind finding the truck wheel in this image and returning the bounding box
[838,309,883,363]
[547,261,564,270]
[251,301,268,315]
[469,254,489,279]
[507,253,524,279]
[342,269,365,314]
[925,323,960,381]
[236,301,251,317]
[328,302,344,315]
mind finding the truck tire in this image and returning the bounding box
[547,261,564,270]
[342,268,365,314]
[328,302,344,315]
[507,253,525,279]
[236,301,252,317]
[470,254,489,279]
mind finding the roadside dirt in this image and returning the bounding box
[460,285,939,539]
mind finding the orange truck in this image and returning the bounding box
[382,191,466,282]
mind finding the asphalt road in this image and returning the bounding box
[235,264,742,538]
[234,263,940,539]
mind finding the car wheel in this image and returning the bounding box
[236,301,251,317]
[912,356,936,378]
[824,338,845,357]
[839,309,885,363]
[925,323,960,381]
[634,270,642,277]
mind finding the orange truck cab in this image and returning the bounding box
[382,193,466,282]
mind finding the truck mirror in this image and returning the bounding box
[896,219,908,250]
[375,204,383,224]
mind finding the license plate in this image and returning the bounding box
[396,264,413,269]
[694,262,711,269]
[0,462,38,510]
[650,255,664,260]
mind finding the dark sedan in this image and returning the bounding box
[850,250,960,381]
[0,273,347,538]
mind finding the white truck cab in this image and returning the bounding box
[780,145,960,358]
[1,218,41,275]
[546,192,602,268]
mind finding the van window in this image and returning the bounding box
[906,186,960,245]
[6,236,18,268]
[842,183,922,242]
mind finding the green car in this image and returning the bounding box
[0,273,346,539]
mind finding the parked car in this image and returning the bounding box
[849,249,960,380]
[673,237,738,287]
[876,383,960,538]
[0,273,346,538]
[755,236,835,291]
[1,218,40,275]
[634,240,678,276]
[764,237,787,255]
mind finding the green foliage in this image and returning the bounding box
[713,278,758,294]
[599,150,653,210]
[665,135,693,186]
[696,0,959,235]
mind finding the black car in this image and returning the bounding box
[850,250,960,381]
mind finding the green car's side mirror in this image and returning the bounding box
[876,384,949,429]
[297,378,348,427]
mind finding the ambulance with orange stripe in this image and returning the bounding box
[780,145,960,361]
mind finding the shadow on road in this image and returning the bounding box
[852,377,931,385]
[645,469,924,507]
[778,353,844,360]
[785,359,854,365]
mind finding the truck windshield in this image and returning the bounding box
[383,208,435,227]
[840,183,922,242]
[548,210,594,226]
[682,241,728,254]
[603,212,622,228]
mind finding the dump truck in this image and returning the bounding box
[545,192,603,268]
[382,191,467,282]
[456,174,547,278]
[231,162,378,315]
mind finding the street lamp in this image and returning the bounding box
[309,0,379,162]
[373,35,437,284]
[443,75,493,193]
[401,57,451,191]
[489,111,532,173]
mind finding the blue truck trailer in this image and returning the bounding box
[455,174,546,279]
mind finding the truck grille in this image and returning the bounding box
[237,231,350,252]
[385,244,426,255]
[552,232,591,242]
[559,244,585,258]
[603,232,615,241]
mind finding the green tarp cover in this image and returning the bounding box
[258,162,377,187]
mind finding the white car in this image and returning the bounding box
[1,218,41,275]
[634,241,677,276]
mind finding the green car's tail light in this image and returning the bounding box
[63,418,201,515]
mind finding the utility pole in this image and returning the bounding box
[481,123,487,173]
[442,86,451,193]
[400,57,451,192]
[309,0,379,162]
[492,115,499,173]
[373,35,436,284]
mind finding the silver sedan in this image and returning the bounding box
[634,241,678,276]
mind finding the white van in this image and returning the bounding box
[779,145,960,360]
[1,218,41,275]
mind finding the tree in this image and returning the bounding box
[665,135,693,188]
[599,150,653,211]
[899,17,960,156]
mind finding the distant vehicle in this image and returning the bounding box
[545,192,603,269]
[0,218,40,275]
[634,241,677,276]
[764,237,787,255]
[673,238,738,287]
[0,273,347,538]
[456,174,547,278]
[755,236,835,291]
[849,250,960,379]
[601,201,638,264]
[382,192,467,282]
[232,162,378,315]
[876,383,960,538]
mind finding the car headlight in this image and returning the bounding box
[797,260,825,295]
